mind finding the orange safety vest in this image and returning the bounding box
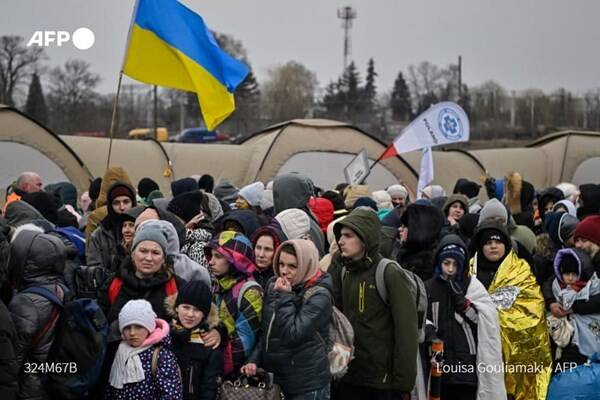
[3,192,21,213]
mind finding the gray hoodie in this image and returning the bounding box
[136,219,210,287]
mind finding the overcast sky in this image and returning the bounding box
[2,0,599,96]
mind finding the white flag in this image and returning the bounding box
[417,146,434,199]
[388,102,470,155]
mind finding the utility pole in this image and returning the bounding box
[457,55,462,104]
[153,85,158,140]
[337,6,357,72]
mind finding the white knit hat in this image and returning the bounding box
[118,299,157,333]
[372,190,393,211]
[275,208,310,239]
[239,182,264,207]
[387,184,408,198]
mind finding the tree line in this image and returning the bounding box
[2,34,599,143]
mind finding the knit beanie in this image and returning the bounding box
[353,197,378,212]
[138,177,159,199]
[167,190,203,223]
[175,280,212,317]
[198,174,215,193]
[108,184,136,203]
[238,182,264,207]
[453,179,481,199]
[372,190,393,211]
[479,228,511,249]
[478,198,508,225]
[213,179,239,202]
[437,243,466,271]
[118,299,157,333]
[89,177,102,201]
[275,208,310,239]
[171,177,198,197]
[387,184,408,199]
[146,190,164,205]
[131,227,168,255]
[574,215,600,247]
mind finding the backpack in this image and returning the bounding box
[237,280,262,309]
[20,283,108,399]
[73,265,113,299]
[342,257,428,343]
[303,285,354,380]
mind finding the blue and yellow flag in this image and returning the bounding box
[122,0,249,130]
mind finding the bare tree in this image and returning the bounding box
[48,59,101,133]
[262,61,318,123]
[0,35,45,106]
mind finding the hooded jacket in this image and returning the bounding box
[393,202,444,281]
[135,220,211,287]
[87,181,137,272]
[273,173,325,256]
[8,230,67,400]
[250,239,333,396]
[85,167,134,242]
[426,235,478,387]
[329,208,418,392]
[251,224,288,289]
[205,232,264,377]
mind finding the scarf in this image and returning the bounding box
[109,319,169,389]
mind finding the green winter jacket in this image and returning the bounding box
[330,208,418,392]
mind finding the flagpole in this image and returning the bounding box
[106,72,124,170]
[368,144,393,172]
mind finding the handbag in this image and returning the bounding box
[218,368,284,400]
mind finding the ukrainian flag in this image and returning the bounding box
[122,0,249,130]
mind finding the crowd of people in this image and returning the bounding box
[1,167,600,400]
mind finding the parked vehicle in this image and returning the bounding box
[171,128,230,143]
[128,127,169,142]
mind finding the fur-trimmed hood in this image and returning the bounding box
[504,171,535,214]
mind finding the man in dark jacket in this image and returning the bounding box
[393,201,444,282]
[8,228,67,400]
[330,208,418,399]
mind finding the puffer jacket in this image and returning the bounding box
[0,300,18,400]
[105,332,183,400]
[8,229,67,400]
[249,273,333,396]
[329,208,418,392]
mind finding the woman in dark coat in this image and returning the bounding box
[242,239,332,400]
[8,228,68,400]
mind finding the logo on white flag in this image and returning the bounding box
[438,107,464,141]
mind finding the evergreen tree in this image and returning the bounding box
[390,71,412,121]
[25,72,48,125]
[364,58,377,105]
[341,61,363,118]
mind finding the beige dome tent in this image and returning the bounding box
[1,104,599,205]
